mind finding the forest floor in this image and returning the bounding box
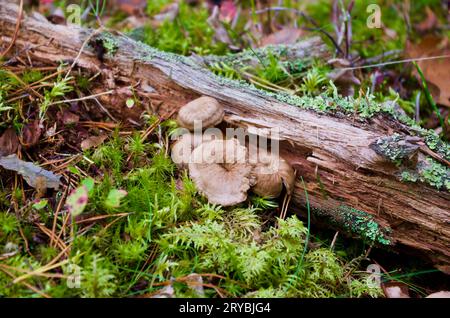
[0,0,449,298]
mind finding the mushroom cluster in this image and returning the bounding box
[171,96,295,207]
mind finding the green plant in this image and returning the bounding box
[39,74,73,119]
[299,67,327,96]
[0,212,18,241]
[142,1,229,56]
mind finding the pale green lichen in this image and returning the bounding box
[338,206,392,246]
[401,158,450,191]
[98,32,119,56]
[371,134,408,165]
[312,205,392,246]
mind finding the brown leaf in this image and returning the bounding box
[21,120,42,148]
[406,35,450,107]
[207,5,233,46]
[61,110,80,125]
[0,128,19,156]
[426,291,450,298]
[0,154,61,190]
[115,0,147,16]
[382,282,410,298]
[327,58,360,97]
[152,3,179,26]
[415,7,438,32]
[260,28,304,47]
[81,134,108,151]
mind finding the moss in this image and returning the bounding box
[140,1,229,56]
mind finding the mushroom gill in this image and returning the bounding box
[189,138,252,206]
[177,96,224,131]
[249,146,296,198]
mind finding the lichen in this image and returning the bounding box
[370,133,421,166]
[401,158,450,191]
[337,206,392,246]
[312,205,392,246]
[372,134,406,165]
[98,32,119,56]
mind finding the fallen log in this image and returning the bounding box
[1,2,449,271]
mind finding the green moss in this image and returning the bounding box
[139,1,229,56]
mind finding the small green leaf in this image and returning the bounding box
[104,189,127,209]
[66,185,89,217]
[67,166,80,175]
[32,199,48,210]
[126,98,135,108]
[81,178,95,194]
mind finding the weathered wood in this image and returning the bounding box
[1,1,449,271]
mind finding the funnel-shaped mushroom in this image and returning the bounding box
[249,147,295,198]
[171,130,221,169]
[177,96,224,131]
[189,138,252,206]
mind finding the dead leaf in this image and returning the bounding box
[81,134,108,151]
[383,27,397,40]
[152,3,179,26]
[426,291,450,298]
[47,7,66,25]
[260,28,304,47]
[406,35,450,107]
[116,16,147,30]
[115,0,147,16]
[45,123,57,137]
[207,5,233,47]
[218,0,237,23]
[0,154,61,190]
[185,273,205,297]
[21,120,42,148]
[382,282,410,298]
[61,110,80,125]
[150,283,175,298]
[328,58,361,97]
[415,7,438,32]
[206,0,238,23]
[0,128,19,156]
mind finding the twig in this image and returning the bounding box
[0,0,23,59]
[64,27,104,80]
[338,55,450,71]
[47,90,115,106]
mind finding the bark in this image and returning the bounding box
[1,2,449,271]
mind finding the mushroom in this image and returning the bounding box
[177,96,224,131]
[189,138,252,206]
[171,130,221,169]
[249,146,295,198]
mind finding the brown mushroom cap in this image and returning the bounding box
[177,96,224,131]
[250,147,295,198]
[189,138,252,206]
[171,130,221,169]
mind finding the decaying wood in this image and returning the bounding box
[1,2,449,271]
